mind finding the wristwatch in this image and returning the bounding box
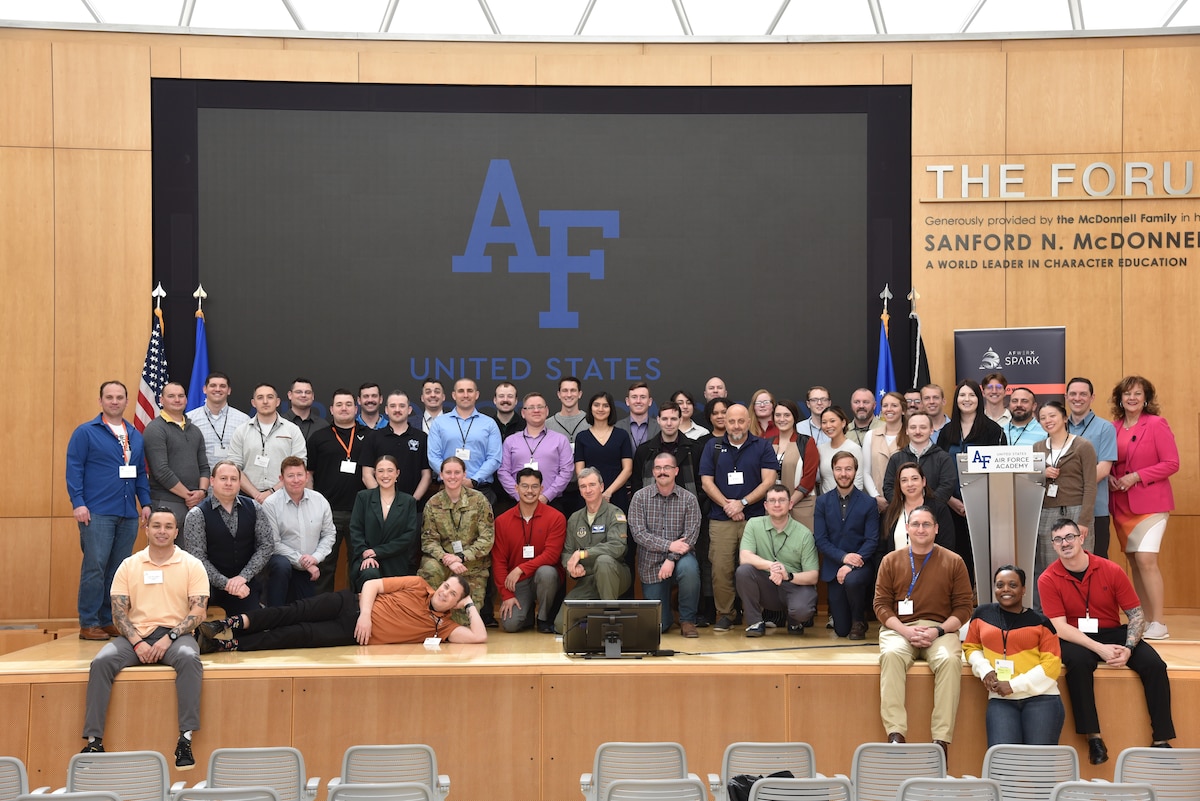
[785,571,794,582]
[934,626,946,638]
[168,630,179,641]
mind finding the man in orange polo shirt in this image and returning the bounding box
[196,575,487,650]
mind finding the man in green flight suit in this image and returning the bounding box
[555,466,631,633]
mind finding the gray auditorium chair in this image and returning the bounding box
[175,787,282,801]
[1048,781,1157,801]
[982,744,1079,801]
[1115,747,1200,801]
[897,777,1002,801]
[604,777,709,801]
[327,783,436,801]
[192,748,319,801]
[327,745,449,800]
[580,742,695,801]
[0,757,34,801]
[708,742,817,801]
[19,793,120,801]
[67,750,174,801]
[747,776,855,801]
[849,742,945,801]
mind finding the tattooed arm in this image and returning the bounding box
[1124,605,1146,648]
[171,595,209,639]
[111,595,139,643]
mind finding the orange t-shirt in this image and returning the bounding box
[369,576,462,644]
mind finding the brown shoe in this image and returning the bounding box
[79,626,110,641]
[680,622,699,638]
[849,621,867,641]
[887,732,906,744]
[935,740,949,758]
[101,625,120,638]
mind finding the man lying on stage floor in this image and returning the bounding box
[194,575,487,652]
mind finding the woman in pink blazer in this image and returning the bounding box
[1109,375,1179,640]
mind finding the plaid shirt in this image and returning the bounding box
[628,483,701,585]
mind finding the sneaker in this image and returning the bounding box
[713,615,734,632]
[744,622,766,637]
[80,738,104,754]
[826,614,834,630]
[175,735,195,770]
[1144,621,1170,640]
[537,620,556,634]
[787,623,805,635]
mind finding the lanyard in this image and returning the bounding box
[332,424,357,459]
[1046,434,1072,467]
[522,431,546,459]
[521,514,535,547]
[429,608,446,636]
[1074,414,1096,439]
[455,415,476,447]
[768,524,790,562]
[907,548,933,599]
[1069,572,1093,619]
[1009,424,1031,445]
[553,413,586,440]
[255,419,281,454]
[203,407,230,446]
[109,420,131,465]
[722,437,751,471]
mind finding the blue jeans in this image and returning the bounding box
[640,552,700,631]
[78,515,139,628]
[985,694,1066,746]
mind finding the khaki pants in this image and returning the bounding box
[708,519,747,618]
[878,621,963,742]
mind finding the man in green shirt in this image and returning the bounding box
[735,484,819,636]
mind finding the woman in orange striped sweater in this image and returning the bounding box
[963,565,1065,746]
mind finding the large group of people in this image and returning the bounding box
[66,370,1180,764]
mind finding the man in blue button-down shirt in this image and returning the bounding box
[428,378,502,503]
[66,380,152,641]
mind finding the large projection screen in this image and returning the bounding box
[153,82,911,415]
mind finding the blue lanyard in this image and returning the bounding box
[907,548,933,599]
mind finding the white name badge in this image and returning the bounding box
[143,569,164,585]
[423,637,442,648]
[524,460,538,470]
[569,441,576,454]
[452,541,464,554]
[995,659,1015,682]
[727,470,745,485]
[522,545,535,559]
[214,446,229,457]
[1046,483,1059,498]
[455,447,472,461]
[897,599,914,615]
[118,465,137,479]
[1078,616,1099,633]
[340,460,357,474]
[254,453,271,468]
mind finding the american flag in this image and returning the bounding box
[135,309,168,432]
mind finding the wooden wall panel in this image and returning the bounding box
[294,675,540,801]
[1158,515,1200,610]
[543,673,786,801]
[50,517,84,620]
[912,52,1006,156]
[0,147,54,517]
[150,46,181,78]
[0,40,53,147]
[180,47,358,82]
[0,684,30,764]
[359,52,535,85]
[1123,47,1200,153]
[51,42,151,151]
[1006,49,1122,155]
[711,51,883,86]
[536,53,711,86]
[0,519,52,620]
[883,52,912,85]
[51,149,152,517]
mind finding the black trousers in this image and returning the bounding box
[238,589,359,651]
[1060,626,1175,741]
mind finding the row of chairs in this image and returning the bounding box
[582,741,1200,801]
[0,745,448,801]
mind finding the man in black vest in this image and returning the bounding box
[182,460,274,615]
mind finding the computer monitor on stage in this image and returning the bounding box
[562,599,662,659]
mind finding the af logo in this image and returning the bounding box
[979,347,1001,370]
[971,450,993,469]
[453,160,620,329]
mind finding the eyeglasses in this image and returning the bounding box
[517,483,542,492]
[523,405,547,411]
[984,384,1005,390]
[753,400,774,406]
[908,521,936,529]
[808,397,830,404]
[1051,532,1080,545]
[764,497,789,504]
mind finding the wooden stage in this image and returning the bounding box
[2,617,1198,801]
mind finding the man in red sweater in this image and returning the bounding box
[493,468,566,633]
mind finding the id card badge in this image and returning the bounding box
[214,445,229,458]
[423,636,442,648]
[143,569,164,585]
[897,598,914,615]
[524,460,538,471]
[727,470,745,486]
[340,460,357,474]
[1046,483,1059,498]
[455,447,472,461]
[118,464,137,479]
[995,659,1015,682]
[452,541,464,555]
[254,453,271,468]
[522,545,535,559]
[1078,615,1099,633]
[569,441,576,455]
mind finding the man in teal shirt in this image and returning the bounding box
[735,484,819,636]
